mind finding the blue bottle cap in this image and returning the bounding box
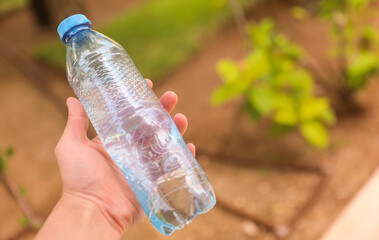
[57,14,92,43]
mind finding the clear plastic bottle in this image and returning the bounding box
[57,14,216,235]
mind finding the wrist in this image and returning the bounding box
[58,192,124,239]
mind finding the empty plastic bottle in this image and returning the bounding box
[57,14,216,235]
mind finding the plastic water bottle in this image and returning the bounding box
[57,14,216,235]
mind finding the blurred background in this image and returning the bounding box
[1,0,379,239]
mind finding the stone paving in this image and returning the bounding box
[320,166,379,240]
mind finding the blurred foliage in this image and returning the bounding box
[0,0,27,16]
[0,146,14,173]
[19,215,30,227]
[319,0,379,91]
[291,6,308,20]
[35,0,250,80]
[212,19,336,148]
[19,185,28,196]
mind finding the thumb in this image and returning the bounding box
[62,97,89,142]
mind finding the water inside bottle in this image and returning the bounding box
[66,29,216,235]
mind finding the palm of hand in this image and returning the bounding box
[56,131,142,231]
[54,80,195,232]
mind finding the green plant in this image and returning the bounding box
[0,0,27,16]
[35,0,251,80]
[19,185,28,196]
[19,215,30,227]
[211,19,336,148]
[318,0,379,98]
[0,146,14,172]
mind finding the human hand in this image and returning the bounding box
[37,79,195,239]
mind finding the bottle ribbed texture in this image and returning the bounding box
[65,29,216,235]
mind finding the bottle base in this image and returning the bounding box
[149,193,216,235]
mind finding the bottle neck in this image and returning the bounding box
[62,24,92,44]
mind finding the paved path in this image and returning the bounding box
[320,167,379,240]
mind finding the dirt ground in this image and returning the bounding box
[1,1,379,240]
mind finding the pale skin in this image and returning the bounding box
[35,79,196,240]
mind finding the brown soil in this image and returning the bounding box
[0,1,379,240]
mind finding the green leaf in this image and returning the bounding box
[245,50,269,80]
[0,156,5,172]
[291,6,308,20]
[273,95,298,125]
[216,60,240,84]
[318,0,346,17]
[245,102,261,122]
[33,224,42,231]
[5,147,14,157]
[249,18,275,48]
[299,97,331,122]
[320,108,337,125]
[275,108,297,126]
[345,21,355,57]
[270,123,296,137]
[210,83,247,105]
[19,185,28,196]
[19,215,30,227]
[0,0,28,16]
[278,59,296,75]
[300,121,329,148]
[211,0,227,9]
[360,26,379,50]
[287,69,313,96]
[348,0,372,9]
[248,87,274,115]
[347,52,379,89]
[362,26,378,43]
[275,34,303,59]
